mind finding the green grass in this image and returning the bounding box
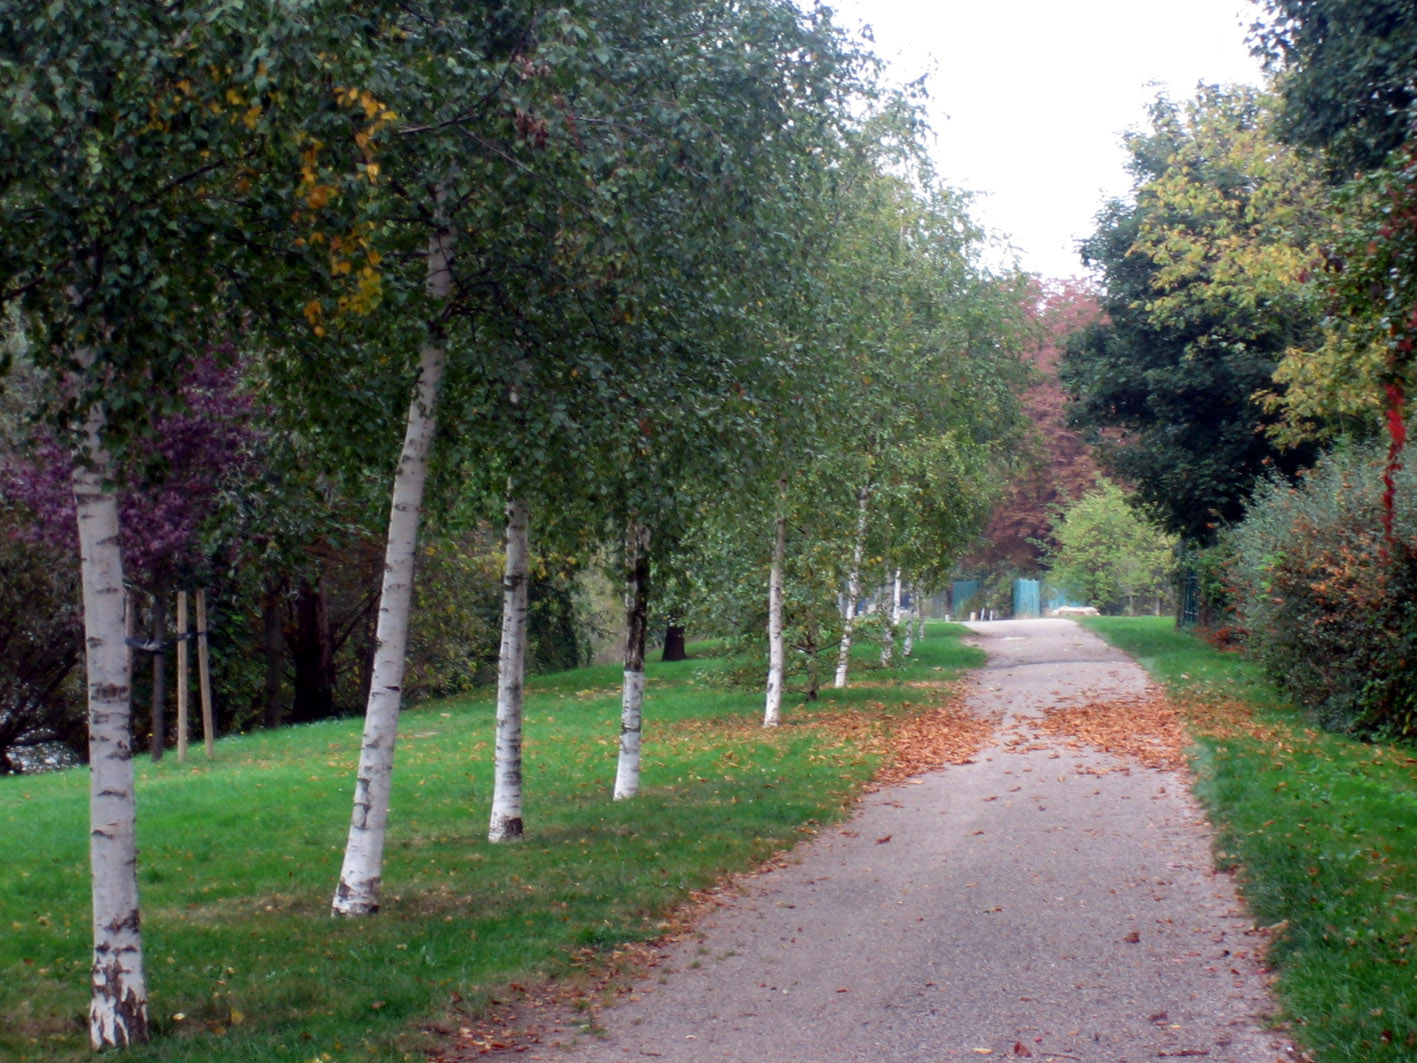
[1084,616,1417,1061]
[1,625,982,1063]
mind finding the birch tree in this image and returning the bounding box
[0,0,395,1040]
[332,222,453,913]
[444,0,875,803]
[763,478,790,727]
[833,483,871,687]
[698,111,1029,698]
[488,491,530,841]
[613,520,651,799]
[71,380,148,1047]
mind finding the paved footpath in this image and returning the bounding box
[517,619,1298,1063]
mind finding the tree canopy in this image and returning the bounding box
[1062,86,1320,544]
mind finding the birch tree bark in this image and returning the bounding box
[332,224,453,916]
[489,489,530,842]
[902,581,914,658]
[833,483,870,689]
[763,476,788,728]
[74,397,150,1049]
[613,520,651,800]
[880,569,902,666]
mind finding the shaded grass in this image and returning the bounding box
[0,624,980,1063]
[1083,616,1417,1061]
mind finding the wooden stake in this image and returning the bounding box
[176,590,189,763]
[197,588,214,759]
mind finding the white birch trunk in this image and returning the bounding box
[614,521,651,800]
[763,477,788,728]
[332,223,452,916]
[74,397,150,1049]
[880,568,902,666]
[489,490,530,842]
[833,484,870,689]
[915,607,926,642]
[902,581,914,658]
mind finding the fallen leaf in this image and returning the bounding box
[1123,931,1141,943]
[875,835,892,845]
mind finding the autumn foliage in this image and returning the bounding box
[1225,442,1417,738]
[966,279,1101,572]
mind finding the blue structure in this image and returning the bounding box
[950,579,981,617]
[1012,578,1042,618]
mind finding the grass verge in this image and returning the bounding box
[1083,616,1417,1062]
[1,624,982,1063]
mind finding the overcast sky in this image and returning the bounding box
[825,0,1269,279]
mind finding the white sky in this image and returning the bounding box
[826,0,1268,279]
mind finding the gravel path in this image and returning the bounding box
[501,619,1298,1063]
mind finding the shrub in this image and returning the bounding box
[1226,440,1417,736]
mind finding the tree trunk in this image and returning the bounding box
[660,623,687,662]
[149,582,166,762]
[881,568,901,666]
[332,222,452,916]
[73,397,149,1048]
[833,484,869,689]
[614,520,651,800]
[289,575,334,723]
[489,490,530,842]
[763,476,788,728]
[803,614,820,702]
[915,609,925,642]
[261,577,286,729]
[902,581,914,658]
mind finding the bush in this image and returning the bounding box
[0,529,84,772]
[1226,440,1417,737]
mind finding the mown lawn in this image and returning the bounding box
[1,625,981,1063]
[1085,616,1417,1062]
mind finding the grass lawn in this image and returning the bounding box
[1,625,981,1063]
[1084,616,1417,1062]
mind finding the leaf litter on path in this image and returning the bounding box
[434,682,998,1060]
[1027,691,1191,772]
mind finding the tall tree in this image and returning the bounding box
[1062,87,1320,544]
[1251,0,1417,175]
[1255,0,1417,534]
[966,280,1102,572]
[0,0,397,1038]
